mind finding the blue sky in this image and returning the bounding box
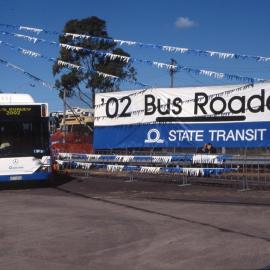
[0,0,269,111]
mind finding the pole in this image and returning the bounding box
[63,88,67,144]
[169,58,177,88]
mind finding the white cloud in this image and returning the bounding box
[175,17,198,29]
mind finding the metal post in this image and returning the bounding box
[63,88,67,145]
[239,147,250,191]
[178,171,191,187]
[169,59,177,88]
[125,171,135,182]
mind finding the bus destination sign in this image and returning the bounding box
[0,105,41,119]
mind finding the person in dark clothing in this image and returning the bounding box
[196,143,208,154]
[206,143,217,154]
[197,143,217,154]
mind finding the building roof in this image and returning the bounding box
[0,93,35,104]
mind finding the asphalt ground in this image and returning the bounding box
[0,175,270,270]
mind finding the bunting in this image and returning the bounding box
[0,39,149,88]
[1,23,270,63]
[0,31,265,85]
[54,158,233,176]
[0,57,53,89]
[0,57,95,126]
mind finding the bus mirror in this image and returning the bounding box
[41,104,47,117]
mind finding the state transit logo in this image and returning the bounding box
[144,129,164,144]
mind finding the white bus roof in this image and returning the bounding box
[0,93,35,104]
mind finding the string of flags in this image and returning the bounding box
[0,56,260,122]
[0,56,94,124]
[57,152,227,164]
[54,158,230,176]
[0,57,151,118]
[0,21,269,115]
[0,57,53,89]
[0,30,265,85]
[1,22,270,63]
[0,39,152,106]
[0,39,149,88]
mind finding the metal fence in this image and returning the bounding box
[52,151,270,190]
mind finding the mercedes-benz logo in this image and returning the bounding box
[12,159,19,164]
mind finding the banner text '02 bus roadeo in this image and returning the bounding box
[94,83,270,149]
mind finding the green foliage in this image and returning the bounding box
[52,16,137,107]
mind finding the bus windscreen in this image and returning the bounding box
[0,118,49,157]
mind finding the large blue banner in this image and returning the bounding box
[94,83,270,149]
[94,122,270,149]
